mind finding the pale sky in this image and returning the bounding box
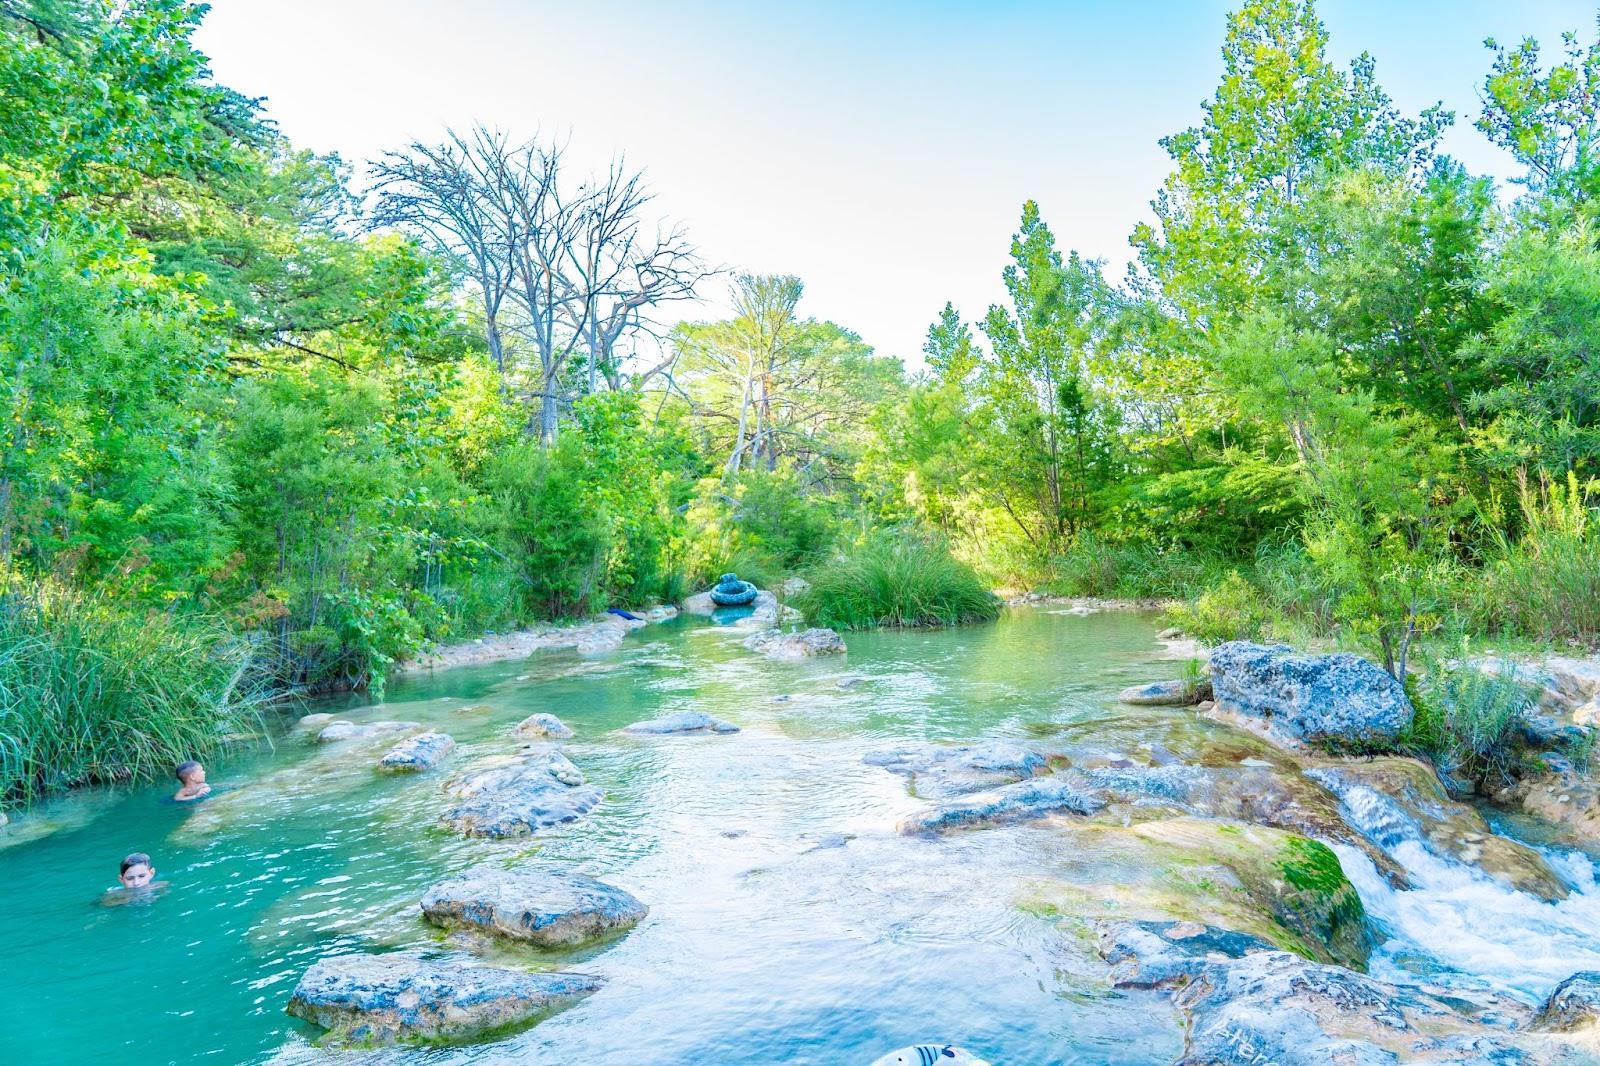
[195,1,1596,368]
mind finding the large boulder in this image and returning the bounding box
[1208,642,1412,747]
[420,865,647,946]
[744,627,846,660]
[376,731,455,773]
[622,711,739,735]
[285,953,600,1046]
[1117,678,1212,706]
[865,742,1048,799]
[441,747,602,838]
[897,775,1107,835]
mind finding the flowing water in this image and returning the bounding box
[0,609,1189,1065]
[6,608,1600,1065]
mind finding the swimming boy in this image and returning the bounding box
[99,852,167,906]
[119,852,156,889]
[173,759,211,802]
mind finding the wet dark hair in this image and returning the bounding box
[174,760,202,783]
[120,852,151,876]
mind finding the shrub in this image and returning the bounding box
[1471,472,1600,644]
[1402,661,1535,792]
[796,531,999,629]
[0,575,266,804]
[1164,571,1281,643]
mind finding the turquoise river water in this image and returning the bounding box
[0,609,1202,1064]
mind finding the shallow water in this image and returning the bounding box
[0,609,1191,1065]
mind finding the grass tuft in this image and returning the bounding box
[796,531,999,630]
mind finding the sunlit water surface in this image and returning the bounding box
[0,609,1196,1065]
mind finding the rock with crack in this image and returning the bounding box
[1095,920,1529,1064]
[285,952,600,1046]
[622,711,739,735]
[1118,678,1212,706]
[744,627,846,660]
[515,713,574,740]
[420,865,647,946]
[1208,641,1413,748]
[865,742,1048,799]
[897,774,1107,835]
[441,747,601,838]
[376,731,455,773]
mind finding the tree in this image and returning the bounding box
[1479,22,1600,204]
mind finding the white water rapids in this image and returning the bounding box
[1316,774,1600,1002]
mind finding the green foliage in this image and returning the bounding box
[1471,472,1600,643]
[1403,662,1535,792]
[796,531,999,630]
[1165,571,1283,644]
[0,572,264,803]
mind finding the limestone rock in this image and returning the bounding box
[1208,641,1412,747]
[516,713,574,740]
[864,742,1047,799]
[1533,971,1600,1033]
[441,747,601,838]
[897,774,1107,835]
[285,953,600,1046]
[376,731,455,773]
[1117,678,1212,706]
[295,712,339,731]
[622,711,740,735]
[744,627,846,660]
[420,865,647,946]
[317,720,420,744]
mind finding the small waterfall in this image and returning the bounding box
[1312,770,1600,1002]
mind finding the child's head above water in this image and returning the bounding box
[119,852,154,889]
[175,760,204,787]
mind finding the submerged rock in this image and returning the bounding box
[441,748,602,838]
[1208,641,1412,747]
[744,627,846,660]
[898,775,1107,835]
[622,711,739,735]
[376,731,455,773]
[868,1046,992,1066]
[285,953,600,1046]
[1533,971,1600,1033]
[295,712,339,731]
[420,865,647,946]
[865,742,1048,799]
[1094,920,1526,1064]
[515,713,574,740]
[1117,678,1212,706]
[317,720,420,744]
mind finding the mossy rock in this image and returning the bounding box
[1021,815,1371,970]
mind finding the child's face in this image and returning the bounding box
[119,863,154,889]
[182,765,206,787]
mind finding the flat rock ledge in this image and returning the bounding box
[622,711,739,735]
[318,720,420,744]
[441,747,602,838]
[744,627,846,660]
[397,606,677,674]
[515,713,574,740]
[1097,920,1531,1064]
[1117,678,1212,706]
[898,775,1107,835]
[865,742,1047,799]
[286,953,600,1046]
[421,865,647,946]
[1208,641,1413,748]
[377,731,455,773]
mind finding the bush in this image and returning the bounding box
[1402,661,1535,792]
[796,531,999,629]
[485,443,608,619]
[0,575,266,804]
[1471,472,1600,644]
[1164,571,1282,643]
[1049,534,1239,601]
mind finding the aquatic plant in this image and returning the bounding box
[0,574,267,803]
[796,531,999,630]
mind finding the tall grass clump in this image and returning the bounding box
[1402,659,1535,793]
[0,575,267,804]
[1471,472,1600,644]
[796,532,999,630]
